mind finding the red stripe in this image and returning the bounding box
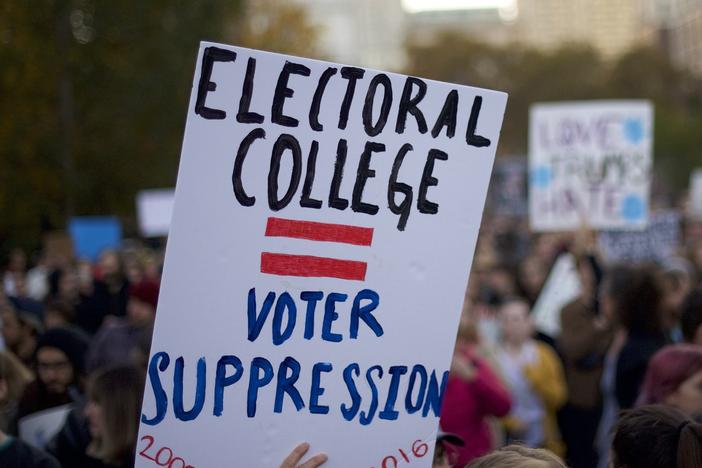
[265,217,373,246]
[261,252,367,281]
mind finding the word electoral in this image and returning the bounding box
[194,47,495,230]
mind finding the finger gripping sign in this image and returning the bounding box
[136,42,507,467]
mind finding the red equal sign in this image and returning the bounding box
[261,217,373,281]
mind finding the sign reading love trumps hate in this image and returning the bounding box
[529,101,653,231]
[136,42,507,467]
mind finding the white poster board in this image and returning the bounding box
[531,253,581,337]
[529,101,653,231]
[136,42,507,467]
[18,404,72,449]
[137,189,175,237]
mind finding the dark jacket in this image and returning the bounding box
[615,331,667,409]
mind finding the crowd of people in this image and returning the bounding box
[0,247,158,467]
[1,206,702,467]
[431,206,702,468]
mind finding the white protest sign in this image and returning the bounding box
[18,404,72,449]
[598,210,681,263]
[136,42,507,467]
[531,253,581,337]
[137,189,175,237]
[529,101,653,231]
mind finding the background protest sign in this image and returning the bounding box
[68,216,122,261]
[529,101,653,232]
[598,210,681,263]
[530,253,581,337]
[137,189,176,237]
[487,156,528,217]
[18,403,72,449]
[136,42,506,467]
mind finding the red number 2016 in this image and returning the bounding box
[139,435,194,468]
[374,439,430,468]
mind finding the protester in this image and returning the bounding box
[17,327,88,422]
[466,444,567,468]
[83,366,144,468]
[0,350,60,468]
[439,307,512,466]
[638,344,702,416]
[496,298,566,456]
[0,351,32,434]
[92,250,129,320]
[433,431,464,468]
[6,272,44,319]
[611,404,702,468]
[86,279,159,373]
[661,258,695,342]
[595,265,668,468]
[681,288,702,346]
[1,304,41,367]
[2,249,27,298]
[558,253,611,468]
[43,301,76,329]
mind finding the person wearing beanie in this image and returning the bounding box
[16,327,89,422]
[86,279,159,373]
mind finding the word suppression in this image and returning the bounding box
[195,46,496,231]
[141,353,447,427]
[141,286,446,427]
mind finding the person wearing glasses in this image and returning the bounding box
[16,327,88,423]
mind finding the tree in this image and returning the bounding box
[0,0,320,254]
[404,32,702,192]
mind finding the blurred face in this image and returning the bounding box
[36,347,74,394]
[127,298,155,325]
[500,301,532,344]
[76,261,94,289]
[665,370,702,416]
[84,399,105,439]
[58,270,78,298]
[0,310,22,349]
[44,309,68,329]
[100,251,120,277]
[519,257,547,298]
[663,273,692,313]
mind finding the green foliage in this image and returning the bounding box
[0,0,319,253]
[405,32,702,190]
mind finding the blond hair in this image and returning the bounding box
[0,350,33,402]
[467,445,567,468]
[86,366,144,465]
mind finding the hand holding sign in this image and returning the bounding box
[280,443,328,468]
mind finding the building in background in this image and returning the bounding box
[406,7,516,46]
[295,0,701,75]
[294,0,407,71]
[668,0,702,76]
[514,0,650,60]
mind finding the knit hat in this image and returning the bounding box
[437,430,464,447]
[129,280,160,309]
[35,327,89,375]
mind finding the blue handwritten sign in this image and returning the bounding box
[529,101,653,231]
